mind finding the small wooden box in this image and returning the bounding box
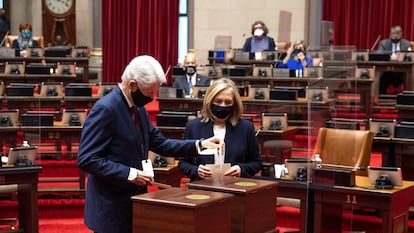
[187,177,278,233]
[131,187,233,233]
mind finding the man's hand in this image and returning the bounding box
[224,165,241,177]
[198,165,213,179]
[129,170,154,186]
[201,136,224,149]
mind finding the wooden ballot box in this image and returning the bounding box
[131,187,234,233]
[186,177,278,233]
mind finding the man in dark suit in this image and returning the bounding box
[377,26,412,94]
[378,25,412,53]
[172,52,210,96]
[77,55,222,233]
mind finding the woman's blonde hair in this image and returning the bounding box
[201,78,243,126]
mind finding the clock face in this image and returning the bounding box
[45,0,73,15]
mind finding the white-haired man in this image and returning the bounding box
[77,55,222,233]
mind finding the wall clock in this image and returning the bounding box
[42,0,76,46]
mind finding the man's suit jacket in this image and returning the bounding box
[77,86,197,233]
[172,73,210,95]
[178,118,262,181]
[378,38,412,52]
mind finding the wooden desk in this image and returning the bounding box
[131,187,234,233]
[0,166,42,233]
[357,60,414,91]
[153,164,183,187]
[2,96,99,113]
[0,74,76,85]
[158,126,297,153]
[63,96,100,109]
[392,138,414,181]
[157,97,334,128]
[0,126,19,153]
[4,96,63,112]
[311,176,414,233]
[0,123,82,160]
[0,57,90,83]
[396,104,414,122]
[373,137,394,167]
[187,177,278,233]
[21,123,82,160]
[276,178,311,233]
[212,76,373,118]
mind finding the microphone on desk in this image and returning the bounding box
[164,64,172,77]
[370,35,381,51]
[255,126,263,137]
[0,30,9,47]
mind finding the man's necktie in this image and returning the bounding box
[130,106,145,155]
[188,77,192,94]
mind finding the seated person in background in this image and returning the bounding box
[179,78,262,181]
[172,52,210,96]
[12,22,39,50]
[278,40,313,70]
[377,26,411,94]
[242,20,276,57]
[378,25,412,54]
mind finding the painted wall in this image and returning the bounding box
[193,0,307,65]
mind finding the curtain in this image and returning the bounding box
[323,0,414,49]
[102,0,179,83]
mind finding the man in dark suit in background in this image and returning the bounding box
[172,52,210,96]
[77,55,222,233]
[378,25,412,53]
[377,26,412,94]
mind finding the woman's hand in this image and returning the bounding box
[198,165,213,179]
[224,165,241,177]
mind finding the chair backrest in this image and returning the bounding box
[276,41,291,51]
[4,35,44,48]
[313,127,373,175]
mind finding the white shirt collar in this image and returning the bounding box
[118,83,135,108]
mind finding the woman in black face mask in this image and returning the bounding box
[179,78,262,181]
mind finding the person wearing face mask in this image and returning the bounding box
[0,9,10,45]
[77,55,223,233]
[242,20,276,58]
[378,25,412,54]
[172,51,210,96]
[377,26,411,94]
[12,22,39,50]
[178,78,262,181]
[278,40,313,72]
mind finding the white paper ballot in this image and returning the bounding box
[205,163,231,177]
[142,159,154,177]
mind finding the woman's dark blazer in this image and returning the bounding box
[179,118,262,181]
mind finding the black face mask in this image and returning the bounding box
[211,104,233,119]
[185,66,196,75]
[391,38,401,43]
[131,88,153,107]
[291,49,305,59]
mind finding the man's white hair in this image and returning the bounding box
[121,55,166,88]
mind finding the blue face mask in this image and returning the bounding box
[21,31,31,39]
